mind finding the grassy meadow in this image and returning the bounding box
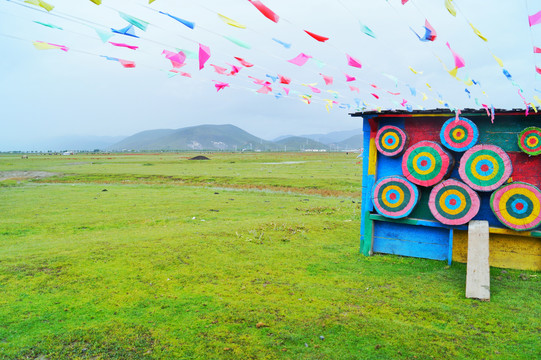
[0,152,539,359]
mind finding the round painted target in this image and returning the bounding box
[458,144,513,192]
[375,125,409,157]
[372,175,419,219]
[490,182,541,231]
[440,117,479,152]
[428,179,480,225]
[518,127,541,156]
[401,141,454,187]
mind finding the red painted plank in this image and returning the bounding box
[508,151,541,188]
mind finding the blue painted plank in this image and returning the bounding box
[360,116,377,255]
[373,221,450,261]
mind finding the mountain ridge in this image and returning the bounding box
[110,124,362,151]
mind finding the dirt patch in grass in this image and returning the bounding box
[0,171,59,181]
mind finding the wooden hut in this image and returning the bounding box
[351,109,541,271]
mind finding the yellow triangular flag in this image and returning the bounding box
[469,23,487,41]
[531,103,538,113]
[492,54,504,67]
[422,93,428,101]
[534,95,541,107]
[218,13,246,29]
[90,0,101,5]
[445,0,456,16]
[409,66,422,75]
[464,78,473,86]
[448,67,459,80]
[33,41,60,50]
[25,0,54,11]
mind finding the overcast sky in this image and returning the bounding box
[0,0,539,149]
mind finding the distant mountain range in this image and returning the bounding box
[2,125,362,152]
[109,124,362,151]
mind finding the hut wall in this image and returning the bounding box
[359,111,541,270]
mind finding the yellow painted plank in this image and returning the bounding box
[368,138,377,176]
[453,230,541,271]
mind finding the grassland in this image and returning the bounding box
[0,152,539,359]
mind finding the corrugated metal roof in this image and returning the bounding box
[349,108,529,117]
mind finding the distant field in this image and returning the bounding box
[0,153,539,359]
[0,152,362,197]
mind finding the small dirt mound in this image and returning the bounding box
[188,155,210,160]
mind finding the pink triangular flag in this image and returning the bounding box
[162,50,186,68]
[288,53,311,66]
[249,76,266,85]
[534,46,541,53]
[210,64,228,75]
[282,87,290,95]
[119,59,136,68]
[345,74,356,82]
[320,73,333,85]
[307,85,321,93]
[536,66,541,75]
[109,42,138,50]
[234,57,253,67]
[199,43,210,70]
[257,85,272,94]
[446,42,465,68]
[346,54,362,68]
[349,86,359,93]
[529,10,541,26]
[229,64,241,75]
[371,93,379,99]
[214,81,230,92]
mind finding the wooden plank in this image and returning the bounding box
[373,221,450,261]
[362,210,374,256]
[360,116,378,256]
[466,221,490,301]
[448,229,454,266]
[454,224,541,271]
[369,213,467,230]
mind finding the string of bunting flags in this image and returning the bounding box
[2,0,541,117]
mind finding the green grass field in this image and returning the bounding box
[0,153,539,359]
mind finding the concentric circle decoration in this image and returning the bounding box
[375,125,409,157]
[372,175,419,219]
[490,182,541,231]
[440,117,479,152]
[518,127,541,156]
[458,144,513,192]
[401,141,454,187]
[428,179,480,225]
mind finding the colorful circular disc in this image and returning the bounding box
[401,141,454,187]
[458,144,513,192]
[372,175,419,219]
[440,117,479,152]
[375,125,409,157]
[518,127,541,156]
[490,182,541,231]
[428,179,480,225]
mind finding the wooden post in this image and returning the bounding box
[466,220,490,301]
